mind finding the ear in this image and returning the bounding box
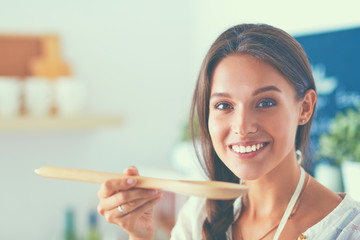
[298,89,317,125]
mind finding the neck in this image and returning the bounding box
[242,153,301,220]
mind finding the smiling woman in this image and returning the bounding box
[175,24,360,240]
[96,24,360,240]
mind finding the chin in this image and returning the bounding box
[231,166,263,181]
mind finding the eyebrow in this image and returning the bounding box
[210,92,231,100]
[252,85,282,96]
[210,85,282,100]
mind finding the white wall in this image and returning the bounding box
[192,0,360,65]
[0,0,359,239]
[0,1,195,239]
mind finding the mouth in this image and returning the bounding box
[229,142,269,156]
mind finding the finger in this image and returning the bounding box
[104,193,162,227]
[114,195,163,230]
[123,166,139,176]
[128,194,163,218]
[99,166,139,198]
[103,193,162,223]
[98,177,137,199]
[98,188,161,215]
[116,196,157,216]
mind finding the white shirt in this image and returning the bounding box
[170,194,360,239]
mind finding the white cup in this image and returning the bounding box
[24,77,52,116]
[0,77,21,117]
[54,77,87,117]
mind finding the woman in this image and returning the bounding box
[97,24,360,240]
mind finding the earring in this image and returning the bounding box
[301,119,305,123]
[296,149,303,165]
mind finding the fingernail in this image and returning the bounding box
[126,178,136,185]
[148,189,157,195]
[149,189,162,195]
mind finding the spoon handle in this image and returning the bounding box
[35,166,248,200]
[35,166,160,187]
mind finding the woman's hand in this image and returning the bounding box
[97,166,163,240]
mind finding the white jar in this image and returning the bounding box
[0,77,21,117]
[54,77,87,117]
[24,77,52,116]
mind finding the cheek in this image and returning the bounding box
[208,115,227,148]
[268,109,298,148]
[208,117,218,142]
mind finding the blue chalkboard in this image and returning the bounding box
[295,27,360,151]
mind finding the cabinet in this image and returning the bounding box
[0,34,122,132]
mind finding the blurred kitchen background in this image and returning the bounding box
[0,0,359,239]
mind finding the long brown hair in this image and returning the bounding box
[189,24,317,239]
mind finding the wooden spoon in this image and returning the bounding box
[35,166,248,200]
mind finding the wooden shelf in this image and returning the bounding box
[0,115,123,132]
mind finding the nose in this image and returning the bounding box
[230,108,258,136]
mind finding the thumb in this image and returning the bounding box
[123,166,139,176]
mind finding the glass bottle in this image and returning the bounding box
[63,208,77,240]
[85,210,101,240]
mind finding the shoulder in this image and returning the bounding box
[303,194,360,239]
[170,197,207,240]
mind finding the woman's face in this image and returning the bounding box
[208,54,302,180]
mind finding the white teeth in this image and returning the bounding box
[232,143,266,153]
[240,145,246,153]
[233,145,240,152]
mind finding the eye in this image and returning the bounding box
[214,102,233,110]
[257,99,277,108]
